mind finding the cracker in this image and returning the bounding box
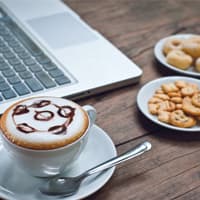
[169,110,196,128]
[168,92,182,97]
[155,88,164,94]
[158,111,170,124]
[161,83,179,93]
[148,97,163,104]
[175,80,187,88]
[182,97,200,116]
[181,86,196,97]
[192,92,200,107]
[170,97,182,103]
[147,80,200,128]
[148,104,159,115]
[158,100,176,112]
[154,94,170,100]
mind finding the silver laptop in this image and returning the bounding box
[0,0,142,113]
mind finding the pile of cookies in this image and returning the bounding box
[163,35,200,71]
[148,80,200,128]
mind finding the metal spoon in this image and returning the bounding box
[39,141,152,196]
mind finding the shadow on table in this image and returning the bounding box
[153,59,183,77]
[137,107,200,142]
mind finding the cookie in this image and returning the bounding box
[148,103,159,115]
[181,86,196,97]
[170,97,182,103]
[176,104,183,109]
[182,97,200,116]
[187,82,199,92]
[158,111,170,124]
[166,50,193,70]
[192,92,200,107]
[158,100,176,112]
[148,97,163,104]
[154,94,170,100]
[161,83,179,93]
[195,57,200,72]
[169,110,196,128]
[155,88,164,94]
[167,91,182,97]
[175,80,187,88]
[182,38,200,58]
[163,38,183,55]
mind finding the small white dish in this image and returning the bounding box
[137,76,200,132]
[154,34,200,77]
[0,125,117,200]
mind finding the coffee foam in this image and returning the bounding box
[0,97,89,150]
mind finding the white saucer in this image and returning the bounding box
[137,76,200,132]
[0,125,117,200]
[154,34,200,77]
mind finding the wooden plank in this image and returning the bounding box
[86,134,200,199]
[174,186,200,200]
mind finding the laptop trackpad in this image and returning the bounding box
[27,12,97,49]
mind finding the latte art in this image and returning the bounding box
[0,97,89,150]
[34,111,54,121]
[12,100,75,135]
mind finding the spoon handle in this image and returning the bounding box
[82,141,151,177]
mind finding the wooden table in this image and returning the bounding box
[62,0,200,199]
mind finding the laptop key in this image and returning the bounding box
[19,70,33,79]
[0,39,6,47]
[4,51,16,59]
[13,83,30,96]
[13,46,26,53]
[18,51,31,59]
[7,38,18,44]
[0,75,6,83]
[0,46,10,53]
[0,82,10,91]
[0,23,4,30]
[7,76,21,85]
[2,89,17,99]
[0,62,10,71]
[23,58,36,66]
[9,40,21,48]
[3,34,15,41]
[8,57,21,65]
[0,29,10,36]
[0,56,5,63]
[13,63,26,72]
[25,78,43,92]
[36,55,51,64]
[29,64,42,72]
[55,75,71,85]
[43,62,57,71]
[35,71,56,88]
[48,68,64,78]
[2,69,15,77]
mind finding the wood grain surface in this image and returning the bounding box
[62,0,200,199]
[1,1,200,200]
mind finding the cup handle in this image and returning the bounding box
[83,105,96,127]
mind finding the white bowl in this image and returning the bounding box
[137,76,200,132]
[154,34,200,77]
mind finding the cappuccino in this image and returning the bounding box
[0,97,89,150]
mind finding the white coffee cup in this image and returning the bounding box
[0,97,96,177]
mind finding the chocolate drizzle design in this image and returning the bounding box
[12,100,75,135]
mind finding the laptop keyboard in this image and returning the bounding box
[0,9,72,101]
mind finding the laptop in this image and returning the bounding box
[0,0,142,113]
